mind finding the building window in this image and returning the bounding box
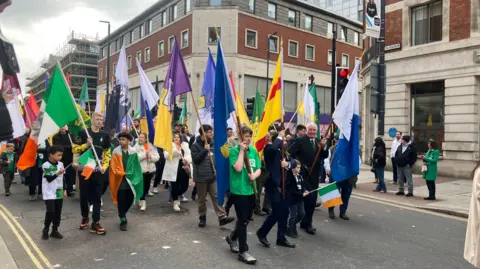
[208,27,221,44]
[146,20,152,35]
[145,47,151,63]
[129,31,133,44]
[249,0,255,12]
[268,3,276,19]
[340,26,347,41]
[328,50,333,65]
[99,69,103,80]
[181,30,189,48]
[102,47,107,58]
[269,35,279,53]
[305,15,312,31]
[288,40,298,58]
[113,62,117,74]
[136,51,142,62]
[171,4,178,20]
[305,45,315,61]
[411,81,445,153]
[168,36,175,53]
[112,41,117,52]
[411,1,442,46]
[341,54,349,67]
[245,29,257,48]
[162,11,167,26]
[353,31,359,46]
[158,41,164,57]
[139,24,145,39]
[127,56,132,69]
[119,36,124,48]
[185,0,191,13]
[288,10,296,26]
[210,0,221,5]
[327,22,334,37]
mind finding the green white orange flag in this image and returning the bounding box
[318,183,343,208]
[253,45,283,157]
[77,149,95,180]
[17,64,79,170]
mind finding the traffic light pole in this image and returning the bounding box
[330,29,336,135]
[377,0,386,136]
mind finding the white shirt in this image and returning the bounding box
[42,161,64,200]
[390,138,401,158]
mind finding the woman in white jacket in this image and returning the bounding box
[163,133,192,212]
[135,133,160,211]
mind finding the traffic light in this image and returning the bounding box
[246,97,255,120]
[336,68,349,101]
[173,104,182,122]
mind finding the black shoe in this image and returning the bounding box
[219,216,234,226]
[315,202,322,208]
[90,222,106,235]
[225,235,239,253]
[191,195,196,201]
[262,208,271,215]
[424,197,436,200]
[254,210,267,216]
[256,230,270,248]
[286,228,298,238]
[304,226,316,235]
[395,192,405,196]
[406,193,414,197]
[339,214,350,220]
[120,220,128,231]
[67,193,75,197]
[238,251,257,265]
[329,211,336,219]
[50,229,63,239]
[41,228,49,240]
[199,216,206,228]
[5,191,10,196]
[79,217,89,230]
[276,239,296,248]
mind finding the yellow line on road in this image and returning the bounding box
[0,206,44,269]
[0,204,53,269]
[352,195,467,222]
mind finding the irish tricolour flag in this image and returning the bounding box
[77,149,95,180]
[318,183,343,208]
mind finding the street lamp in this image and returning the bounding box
[99,20,111,108]
[265,31,277,101]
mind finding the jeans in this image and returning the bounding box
[117,188,134,219]
[258,189,289,241]
[229,194,255,253]
[397,165,413,194]
[79,172,104,222]
[44,199,63,229]
[288,201,305,230]
[391,158,397,182]
[196,181,226,219]
[328,180,353,215]
[140,172,154,200]
[375,168,386,192]
[426,180,436,198]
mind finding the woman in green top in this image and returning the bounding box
[422,139,440,200]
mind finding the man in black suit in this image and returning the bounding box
[288,122,329,235]
[257,130,297,248]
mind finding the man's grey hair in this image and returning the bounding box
[306,122,318,129]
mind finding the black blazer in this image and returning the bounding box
[264,138,296,190]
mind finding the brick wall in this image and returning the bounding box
[385,0,403,5]
[385,9,402,50]
[450,0,471,41]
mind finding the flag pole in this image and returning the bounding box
[127,113,140,138]
[285,102,301,131]
[279,38,286,200]
[189,91,216,176]
[56,62,103,169]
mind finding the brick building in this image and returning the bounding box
[96,0,362,129]
[360,0,480,178]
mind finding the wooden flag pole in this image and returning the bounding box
[189,91,216,176]
[285,103,301,131]
[127,113,140,138]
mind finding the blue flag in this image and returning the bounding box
[201,48,215,109]
[214,41,236,205]
[140,94,156,143]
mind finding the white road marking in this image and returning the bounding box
[53,264,61,268]
[162,246,171,249]
[94,259,104,262]
[130,253,137,256]
[193,240,201,244]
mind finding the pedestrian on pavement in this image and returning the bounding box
[257,130,296,249]
[394,135,417,197]
[135,133,159,211]
[286,159,308,238]
[52,126,75,197]
[287,122,329,235]
[422,139,439,200]
[390,131,402,184]
[191,124,234,228]
[73,112,111,235]
[225,126,261,265]
[0,143,17,196]
[163,133,192,212]
[41,145,66,240]
[465,163,480,268]
[110,132,143,232]
[372,137,387,193]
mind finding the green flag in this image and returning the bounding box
[309,83,321,138]
[126,153,144,203]
[252,86,265,135]
[178,97,187,125]
[67,104,91,137]
[78,77,89,109]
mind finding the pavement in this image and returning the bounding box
[353,164,472,218]
[0,178,474,269]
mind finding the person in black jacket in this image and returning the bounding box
[372,137,387,193]
[366,0,378,17]
[395,135,417,197]
[52,126,75,197]
[286,159,308,238]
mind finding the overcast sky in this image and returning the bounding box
[1,0,157,93]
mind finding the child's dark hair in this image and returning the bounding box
[241,126,253,135]
[199,124,213,135]
[48,145,64,156]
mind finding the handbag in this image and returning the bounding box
[421,164,428,173]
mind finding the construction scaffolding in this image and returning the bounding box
[26,31,100,109]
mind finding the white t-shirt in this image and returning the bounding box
[42,161,64,200]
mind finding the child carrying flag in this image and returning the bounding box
[41,145,66,240]
[0,143,17,196]
[286,159,308,238]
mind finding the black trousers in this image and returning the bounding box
[140,172,154,200]
[64,166,75,195]
[153,160,165,188]
[117,188,134,219]
[171,168,189,201]
[27,167,42,195]
[229,194,255,253]
[426,180,436,197]
[79,172,104,222]
[391,158,398,182]
[301,190,318,228]
[258,189,288,241]
[44,199,63,229]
